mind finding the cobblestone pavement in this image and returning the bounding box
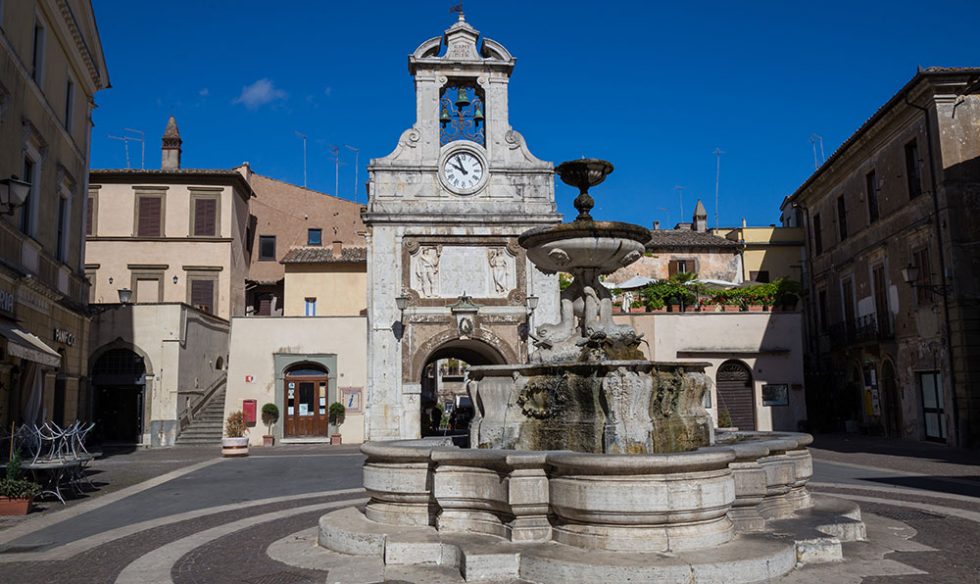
[0,439,976,584]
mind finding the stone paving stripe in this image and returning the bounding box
[0,488,365,563]
[114,497,368,584]
[826,493,980,525]
[0,457,225,546]
[810,481,980,504]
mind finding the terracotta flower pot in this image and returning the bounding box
[330,433,343,445]
[0,496,32,516]
[722,305,740,312]
[748,305,764,312]
[221,437,250,457]
[262,435,275,447]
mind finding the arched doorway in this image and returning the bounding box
[716,360,756,431]
[283,363,330,438]
[92,348,146,443]
[419,339,506,436]
[880,360,902,437]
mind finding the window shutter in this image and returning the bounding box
[668,260,678,277]
[191,279,214,313]
[137,197,161,237]
[194,198,216,236]
[86,198,94,235]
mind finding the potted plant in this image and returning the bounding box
[221,410,249,457]
[328,402,346,445]
[0,453,41,515]
[717,408,736,431]
[261,403,279,447]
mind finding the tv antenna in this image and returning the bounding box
[713,148,724,229]
[328,145,341,197]
[674,185,685,220]
[809,134,825,170]
[295,131,308,188]
[108,128,145,169]
[344,145,360,202]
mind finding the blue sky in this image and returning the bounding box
[90,0,980,227]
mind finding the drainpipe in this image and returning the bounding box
[904,94,961,447]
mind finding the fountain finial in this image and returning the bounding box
[555,159,614,222]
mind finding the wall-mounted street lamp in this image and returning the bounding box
[394,295,409,341]
[901,263,951,296]
[0,176,31,215]
[526,295,539,315]
[520,295,539,342]
[173,275,179,285]
[117,288,133,304]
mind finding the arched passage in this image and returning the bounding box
[92,348,147,443]
[420,339,506,436]
[716,360,756,431]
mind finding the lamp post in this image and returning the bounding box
[0,176,31,215]
[901,263,951,296]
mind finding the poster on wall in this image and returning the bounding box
[341,387,363,413]
[762,384,789,406]
[299,403,309,416]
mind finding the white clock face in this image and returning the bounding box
[443,151,484,192]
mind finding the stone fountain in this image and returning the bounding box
[316,160,868,583]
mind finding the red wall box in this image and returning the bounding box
[243,399,257,426]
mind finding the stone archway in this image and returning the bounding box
[91,347,147,444]
[418,338,507,436]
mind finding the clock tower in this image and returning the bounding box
[364,13,560,440]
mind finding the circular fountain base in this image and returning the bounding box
[319,432,867,583]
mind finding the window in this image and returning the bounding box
[64,78,74,131]
[20,157,35,234]
[913,247,932,305]
[812,213,823,255]
[191,195,218,236]
[32,19,45,84]
[668,259,693,277]
[841,277,856,335]
[749,270,770,283]
[189,278,216,314]
[905,140,922,199]
[866,170,879,224]
[919,372,946,441]
[259,235,276,261]
[136,195,163,237]
[836,195,847,241]
[56,195,68,261]
[135,277,162,303]
[86,191,97,236]
[305,297,317,316]
[307,228,322,246]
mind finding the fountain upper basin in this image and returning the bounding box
[518,220,651,274]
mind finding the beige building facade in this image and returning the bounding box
[614,312,807,432]
[0,0,108,429]
[713,226,805,283]
[89,303,229,446]
[87,148,255,320]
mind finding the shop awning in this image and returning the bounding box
[0,321,61,368]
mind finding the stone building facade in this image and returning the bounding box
[364,15,561,440]
[0,0,108,429]
[782,67,980,447]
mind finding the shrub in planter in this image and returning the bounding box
[328,402,346,445]
[221,410,249,457]
[261,403,279,447]
[0,453,40,515]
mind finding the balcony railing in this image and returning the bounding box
[828,313,894,345]
[0,218,89,306]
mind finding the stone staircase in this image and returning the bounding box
[175,382,227,446]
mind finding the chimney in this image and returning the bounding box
[692,199,708,232]
[161,116,182,170]
[653,220,660,230]
[741,217,747,228]
[332,240,343,258]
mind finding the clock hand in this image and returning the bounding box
[452,161,468,175]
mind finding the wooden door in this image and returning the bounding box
[284,373,329,437]
[716,361,756,431]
